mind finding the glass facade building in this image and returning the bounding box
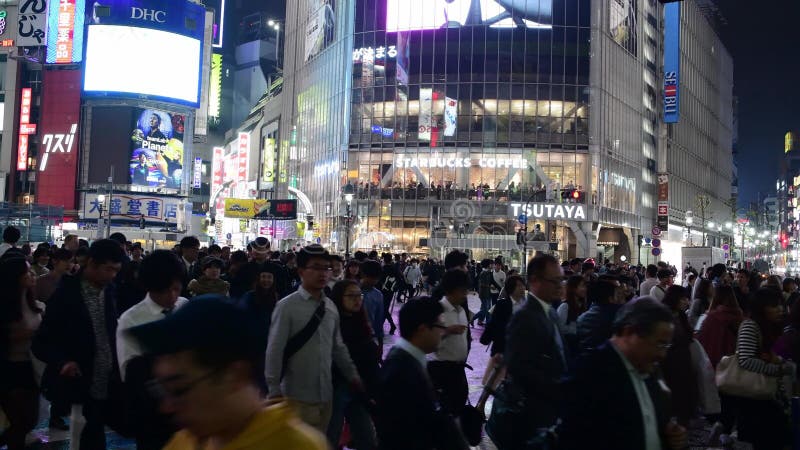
[261,0,734,264]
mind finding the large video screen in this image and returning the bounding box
[129,108,185,188]
[386,0,553,32]
[84,25,202,107]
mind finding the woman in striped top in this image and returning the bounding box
[734,288,792,450]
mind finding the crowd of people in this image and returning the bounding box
[0,221,798,449]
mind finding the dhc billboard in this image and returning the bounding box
[87,0,205,40]
[663,2,680,124]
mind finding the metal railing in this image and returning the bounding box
[0,202,64,243]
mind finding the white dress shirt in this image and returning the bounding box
[116,294,189,380]
[432,297,469,362]
[395,338,428,368]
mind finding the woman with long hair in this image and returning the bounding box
[688,278,714,330]
[327,279,379,449]
[556,275,586,356]
[344,260,361,281]
[733,288,791,449]
[0,256,43,449]
[696,284,744,446]
[238,265,279,393]
[660,285,699,426]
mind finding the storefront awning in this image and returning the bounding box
[598,228,622,246]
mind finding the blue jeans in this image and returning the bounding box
[473,295,493,323]
[326,381,376,449]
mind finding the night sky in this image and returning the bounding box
[715,2,800,207]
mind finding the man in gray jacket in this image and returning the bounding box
[265,245,361,433]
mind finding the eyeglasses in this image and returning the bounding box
[146,369,221,401]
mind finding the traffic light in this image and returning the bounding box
[781,232,789,249]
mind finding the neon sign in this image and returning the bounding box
[17,88,32,171]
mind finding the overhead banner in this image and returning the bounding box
[224,198,298,220]
[444,97,457,137]
[663,2,681,123]
[83,193,181,221]
[18,0,48,46]
[418,88,432,141]
[46,0,85,63]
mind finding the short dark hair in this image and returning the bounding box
[230,250,248,265]
[587,281,616,305]
[581,261,596,272]
[360,260,382,278]
[179,236,201,249]
[202,256,225,270]
[480,259,492,269]
[296,244,330,268]
[208,244,222,254]
[504,275,525,296]
[444,250,468,270]
[2,226,20,244]
[139,250,185,292]
[526,254,558,281]
[570,258,583,266]
[612,297,675,337]
[33,248,49,259]
[737,269,750,277]
[441,269,469,294]
[657,269,673,280]
[399,296,444,340]
[330,254,344,264]
[661,285,688,311]
[51,248,73,262]
[108,232,127,246]
[646,264,658,277]
[88,239,127,265]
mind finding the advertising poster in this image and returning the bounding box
[304,0,335,61]
[663,2,680,123]
[444,97,457,137]
[386,0,552,32]
[418,87,432,141]
[129,108,185,188]
[609,0,637,56]
[46,0,85,63]
[395,31,409,85]
[261,137,275,186]
[18,0,47,46]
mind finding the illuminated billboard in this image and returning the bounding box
[129,108,185,188]
[385,0,552,32]
[37,70,82,209]
[84,25,202,107]
[46,0,86,63]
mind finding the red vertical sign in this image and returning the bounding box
[237,132,249,182]
[212,146,224,210]
[36,70,82,209]
[16,88,32,171]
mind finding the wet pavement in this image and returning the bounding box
[17,292,750,449]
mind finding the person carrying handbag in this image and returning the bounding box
[720,288,792,449]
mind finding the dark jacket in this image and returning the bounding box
[480,296,513,355]
[576,303,622,352]
[558,342,671,450]
[375,346,468,450]
[500,293,565,426]
[32,274,123,405]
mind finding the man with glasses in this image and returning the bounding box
[265,244,362,433]
[127,296,328,450]
[375,297,469,450]
[486,254,567,449]
[559,298,688,450]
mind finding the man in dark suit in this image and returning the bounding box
[486,254,567,449]
[374,297,469,450]
[32,239,128,450]
[558,298,688,450]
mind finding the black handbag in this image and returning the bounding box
[459,401,485,446]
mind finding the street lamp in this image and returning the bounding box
[266,19,283,71]
[343,182,354,260]
[97,194,106,238]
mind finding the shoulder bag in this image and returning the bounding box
[715,329,778,400]
[280,300,326,380]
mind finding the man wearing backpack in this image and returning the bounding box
[265,245,362,432]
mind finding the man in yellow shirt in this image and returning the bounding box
[128,296,328,450]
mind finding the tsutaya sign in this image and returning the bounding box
[510,203,588,221]
[395,155,528,169]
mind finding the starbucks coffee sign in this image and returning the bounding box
[509,202,588,221]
